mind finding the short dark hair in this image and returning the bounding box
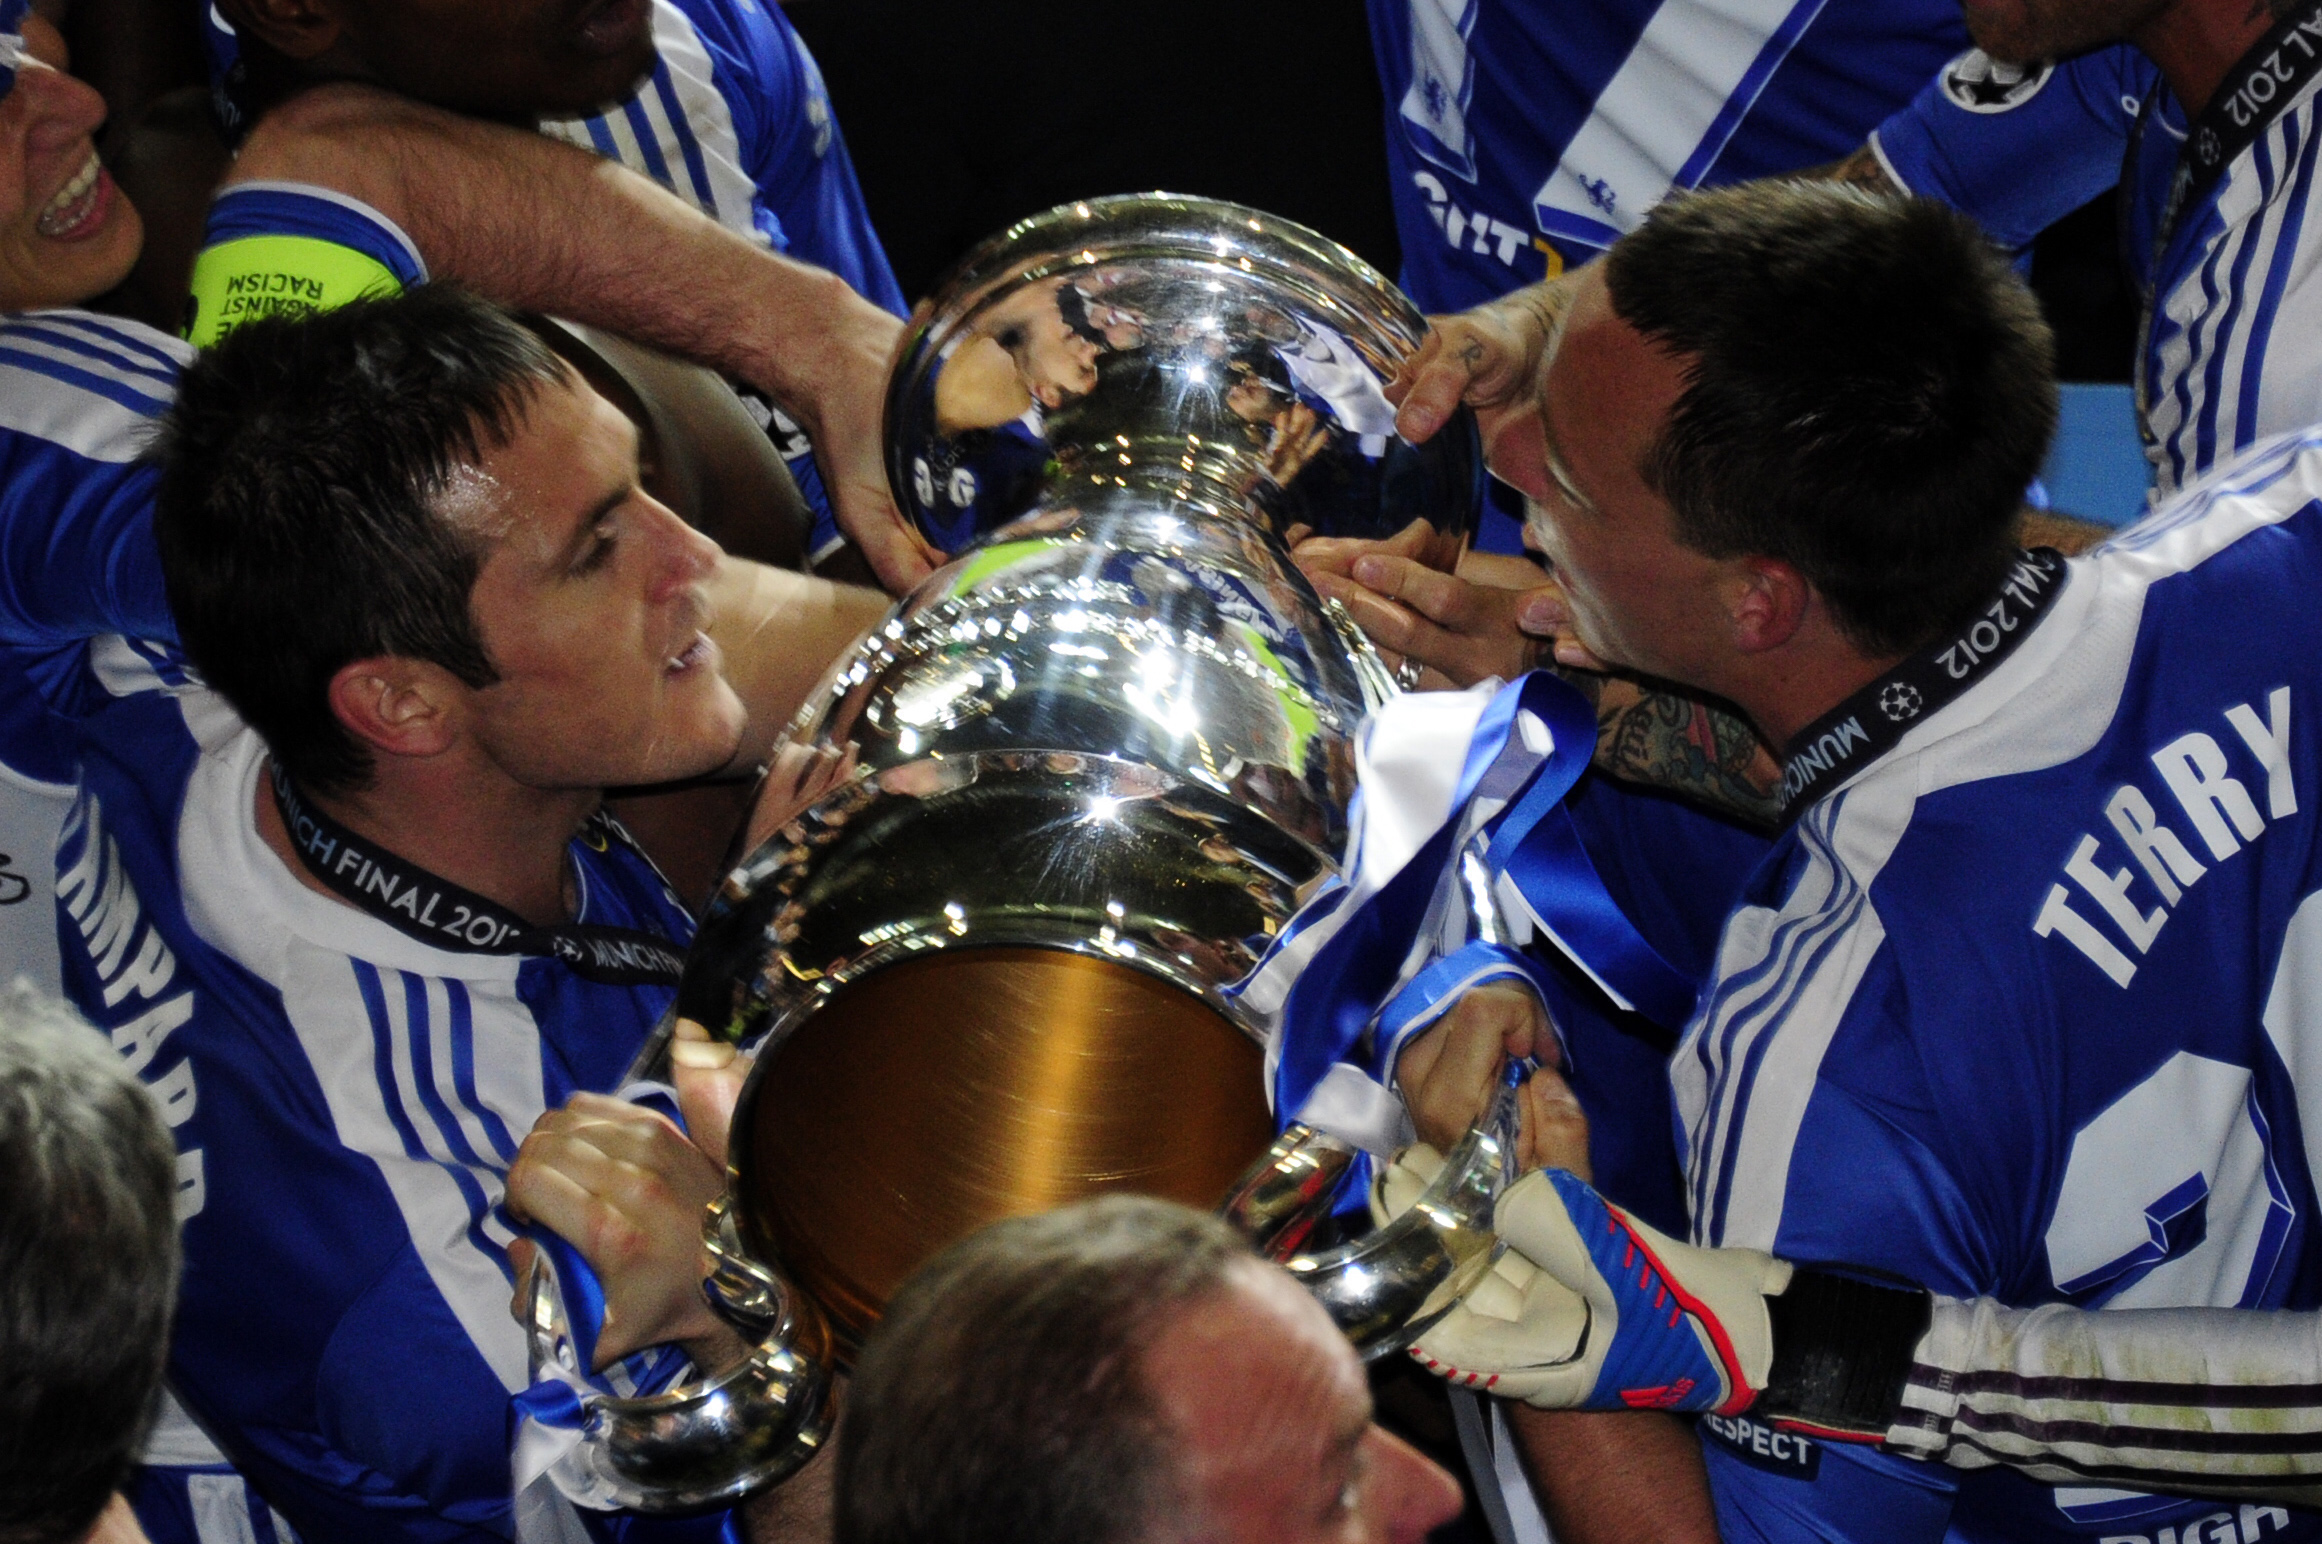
[0,981,179,1544]
[152,286,568,794]
[1053,282,1107,351]
[1603,182,2057,656]
[836,1196,1249,1544]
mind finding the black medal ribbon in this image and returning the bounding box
[2177,0,2322,209]
[270,762,687,986]
[2126,0,2322,440]
[1777,549,2067,822]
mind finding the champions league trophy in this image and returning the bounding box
[529,194,1524,1512]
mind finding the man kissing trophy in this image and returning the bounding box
[522,192,1561,1511]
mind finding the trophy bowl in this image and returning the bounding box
[547,193,1503,1512]
[673,191,1483,1351]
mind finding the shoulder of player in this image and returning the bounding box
[1815,457,2319,836]
[2097,428,2322,580]
[161,725,535,987]
[570,825,697,940]
[652,0,799,112]
[0,307,190,373]
[0,309,183,460]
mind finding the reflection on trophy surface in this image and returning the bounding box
[686,189,1482,1336]
[552,193,1488,1509]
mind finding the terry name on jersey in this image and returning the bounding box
[2033,686,2295,986]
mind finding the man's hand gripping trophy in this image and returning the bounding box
[1382,985,1792,1420]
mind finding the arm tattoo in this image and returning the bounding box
[1560,671,1784,828]
[1514,276,1576,345]
[1813,144,1904,198]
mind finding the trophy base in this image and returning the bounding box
[736,945,1276,1351]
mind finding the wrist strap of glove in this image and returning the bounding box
[1754,1269,1933,1442]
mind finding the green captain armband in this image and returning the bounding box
[183,234,410,349]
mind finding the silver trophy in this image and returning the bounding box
[534,193,1515,1512]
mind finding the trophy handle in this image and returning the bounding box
[1220,1123,1361,1259]
[1223,1086,1517,1362]
[522,1195,836,1514]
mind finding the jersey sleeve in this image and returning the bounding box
[183,182,429,349]
[0,451,168,648]
[1892,1295,2322,1495]
[1691,949,1985,1540]
[1869,46,2157,251]
[0,312,182,649]
[668,0,906,315]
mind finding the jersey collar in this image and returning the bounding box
[1777,549,2070,823]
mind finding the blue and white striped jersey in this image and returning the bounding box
[1676,432,2322,1542]
[538,0,901,312]
[1368,0,1969,551]
[54,648,726,1544]
[1368,0,1968,312]
[1874,45,2322,503]
[0,308,185,996]
[540,0,906,561]
[0,308,181,653]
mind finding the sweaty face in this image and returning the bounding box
[0,36,143,311]
[337,0,656,119]
[1958,0,2171,64]
[455,371,746,792]
[1142,1261,1463,1544]
[1516,268,1736,689]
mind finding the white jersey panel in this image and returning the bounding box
[2146,82,2322,496]
[1532,0,1831,245]
[174,727,537,1393]
[0,310,185,460]
[0,762,69,993]
[539,0,763,245]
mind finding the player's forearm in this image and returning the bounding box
[225,85,889,414]
[1889,1297,2322,1504]
[1505,1407,1721,1544]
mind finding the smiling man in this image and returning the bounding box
[39,286,881,1544]
[0,24,139,307]
[0,2,190,1013]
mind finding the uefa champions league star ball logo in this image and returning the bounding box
[1939,50,2055,113]
[2194,127,2223,168]
[551,935,586,965]
[1879,682,1924,723]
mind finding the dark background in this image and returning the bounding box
[784,0,1402,302]
[787,0,2135,380]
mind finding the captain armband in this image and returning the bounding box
[182,235,409,349]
